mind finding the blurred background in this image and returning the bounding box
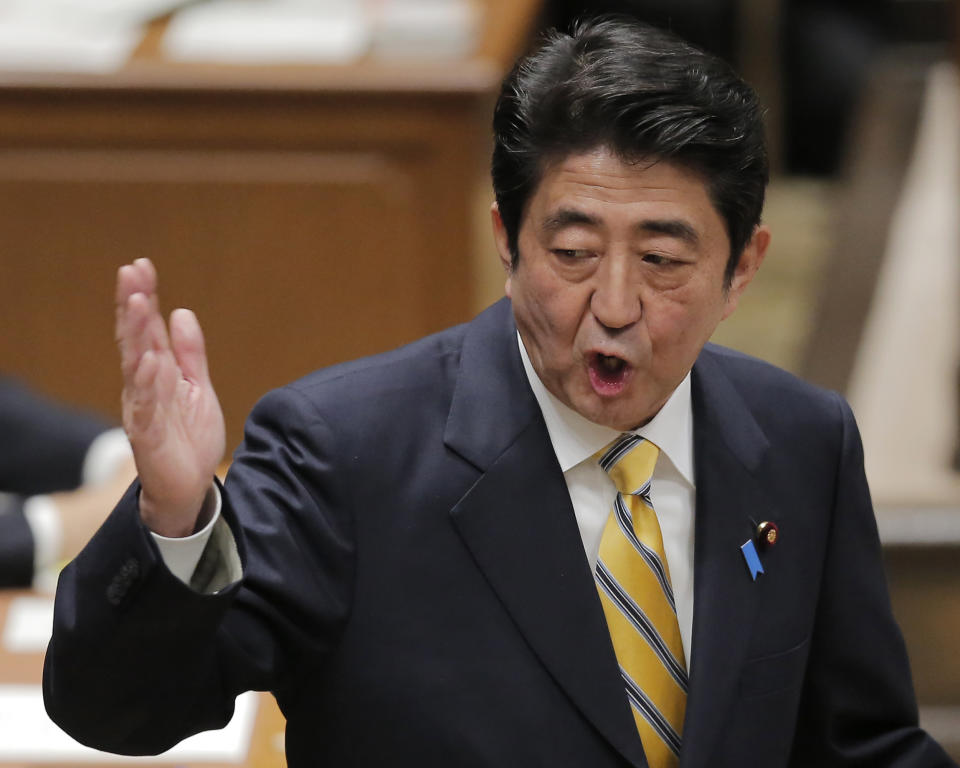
[0,0,957,761]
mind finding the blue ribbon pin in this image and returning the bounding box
[741,539,764,581]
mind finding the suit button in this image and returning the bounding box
[756,521,779,549]
[106,556,141,607]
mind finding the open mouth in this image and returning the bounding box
[588,352,631,396]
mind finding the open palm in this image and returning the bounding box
[115,258,225,537]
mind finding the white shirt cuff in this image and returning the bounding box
[150,486,241,591]
[23,495,62,582]
[151,486,223,585]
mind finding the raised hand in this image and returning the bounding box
[115,258,225,537]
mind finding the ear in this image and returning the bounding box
[490,202,514,297]
[722,224,770,320]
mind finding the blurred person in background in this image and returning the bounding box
[0,376,133,588]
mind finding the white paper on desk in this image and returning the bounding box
[371,0,480,59]
[0,686,258,763]
[2,596,54,653]
[163,0,369,64]
[2,0,189,30]
[0,17,142,73]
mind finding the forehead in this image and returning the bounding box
[525,148,721,232]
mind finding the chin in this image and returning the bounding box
[572,399,632,431]
[596,398,658,431]
[563,381,651,430]
[600,413,645,432]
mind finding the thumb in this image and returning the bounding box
[169,308,212,387]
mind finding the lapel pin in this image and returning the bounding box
[756,520,779,550]
[741,539,764,581]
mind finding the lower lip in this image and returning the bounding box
[588,362,632,397]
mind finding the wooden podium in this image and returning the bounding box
[0,1,540,448]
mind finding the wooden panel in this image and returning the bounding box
[0,141,469,447]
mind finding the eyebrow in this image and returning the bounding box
[541,208,700,245]
[637,219,700,245]
[541,208,599,233]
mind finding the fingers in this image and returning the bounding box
[116,259,172,385]
[115,257,157,308]
[126,348,161,435]
[169,308,212,388]
[124,344,183,438]
[118,294,173,387]
[115,258,160,344]
[114,262,212,449]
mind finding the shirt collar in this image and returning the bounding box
[517,332,695,485]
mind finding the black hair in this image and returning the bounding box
[491,16,768,285]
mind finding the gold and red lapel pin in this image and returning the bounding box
[741,520,779,581]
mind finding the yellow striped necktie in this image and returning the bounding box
[595,434,687,767]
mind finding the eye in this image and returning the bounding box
[552,249,594,260]
[643,252,676,266]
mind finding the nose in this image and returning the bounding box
[590,255,641,330]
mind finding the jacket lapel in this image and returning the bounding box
[444,299,648,768]
[680,349,778,768]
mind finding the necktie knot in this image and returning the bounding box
[598,434,660,497]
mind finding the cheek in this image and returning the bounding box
[530,298,583,362]
[644,288,720,351]
[518,273,582,337]
[644,293,692,338]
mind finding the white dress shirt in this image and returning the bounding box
[516,335,697,666]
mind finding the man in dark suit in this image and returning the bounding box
[43,18,953,767]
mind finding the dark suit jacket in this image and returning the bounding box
[43,299,952,767]
[0,377,108,586]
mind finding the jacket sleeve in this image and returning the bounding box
[0,495,34,587]
[43,385,355,756]
[789,395,955,766]
[0,377,108,496]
